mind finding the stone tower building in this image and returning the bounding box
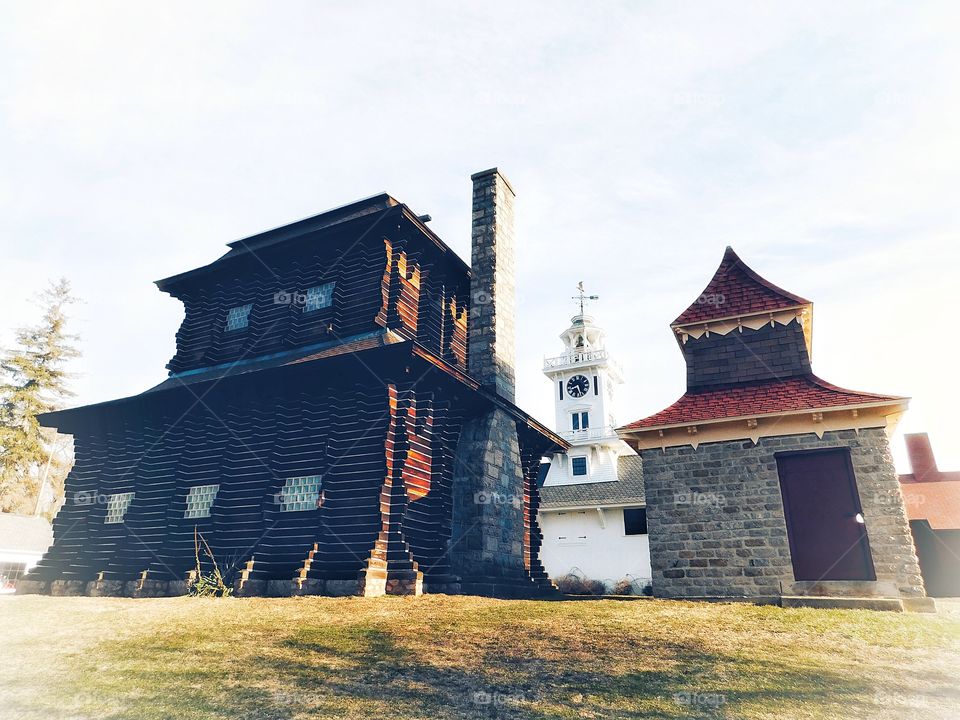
[618,247,931,610]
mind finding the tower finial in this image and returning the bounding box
[572,281,599,316]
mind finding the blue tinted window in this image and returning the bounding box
[225,303,252,331]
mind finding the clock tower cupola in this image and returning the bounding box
[542,283,629,483]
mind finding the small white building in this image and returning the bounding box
[538,298,651,592]
[0,513,53,593]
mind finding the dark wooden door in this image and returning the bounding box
[776,449,876,582]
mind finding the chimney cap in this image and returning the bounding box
[471,167,515,195]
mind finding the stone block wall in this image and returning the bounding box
[450,408,535,595]
[683,320,811,389]
[641,428,924,599]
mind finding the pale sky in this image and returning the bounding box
[2,2,958,472]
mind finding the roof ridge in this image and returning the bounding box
[722,246,810,308]
[672,246,811,326]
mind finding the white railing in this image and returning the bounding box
[543,349,609,370]
[561,426,618,442]
[543,349,623,378]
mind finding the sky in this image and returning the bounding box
[1,1,958,472]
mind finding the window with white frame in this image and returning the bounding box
[278,475,322,512]
[571,456,588,476]
[304,282,335,312]
[225,303,253,331]
[184,484,220,519]
[571,411,589,431]
[104,492,135,524]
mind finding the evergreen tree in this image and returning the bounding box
[0,278,80,514]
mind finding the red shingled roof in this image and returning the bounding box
[620,374,904,430]
[673,247,811,326]
[900,482,960,530]
[898,434,960,530]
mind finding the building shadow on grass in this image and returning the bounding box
[22,620,957,720]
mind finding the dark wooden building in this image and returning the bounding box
[20,169,566,598]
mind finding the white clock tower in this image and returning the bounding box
[541,284,632,486]
[537,284,650,592]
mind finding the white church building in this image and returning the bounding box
[538,291,652,592]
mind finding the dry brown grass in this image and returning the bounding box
[2,594,959,719]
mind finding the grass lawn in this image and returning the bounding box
[2,595,959,719]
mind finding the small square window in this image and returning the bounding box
[278,475,322,512]
[571,457,588,476]
[624,508,647,535]
[304,282,335,312]
[104,492,135,524]
[225,303,253,331]
[184,484,220,519]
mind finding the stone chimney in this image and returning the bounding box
[469,168,516,403]
[905,433,939,482]
[449,168,551,598]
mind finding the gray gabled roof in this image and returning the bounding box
[0,513,53,555]
[539,455,645,509]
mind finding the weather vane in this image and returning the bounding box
[572,281,599,315]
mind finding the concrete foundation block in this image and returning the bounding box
[902,597,938,613]
[15,579,49,595]
[234,579,267,597]
[49,580,87,596]
[325,579,362,597]
[86,580,125,597]
[780,595,904,612]
[266,580,296,597]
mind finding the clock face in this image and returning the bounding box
[566,375,590,398]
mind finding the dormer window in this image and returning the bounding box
[304,282,335,312]
[225,303,253,331]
